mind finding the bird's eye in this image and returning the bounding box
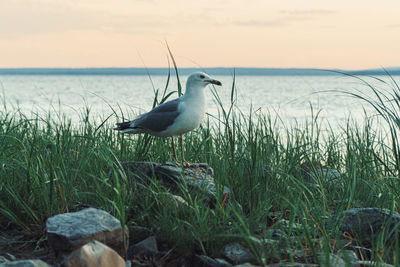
[200,75,205,79]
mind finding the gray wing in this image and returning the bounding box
[133,98,181,132]
[149,98,180,113]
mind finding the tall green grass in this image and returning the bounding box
[0,71,399,265]
[336,70,400,177]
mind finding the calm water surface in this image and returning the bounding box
[1,75,398,128]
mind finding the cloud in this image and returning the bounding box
[233,8,337,28]
[0,1,103,38]
[0,0,171,39]
[233,17,312,27]
[280,9,338,16]
[386,24,400,28]
[233,19,288,27]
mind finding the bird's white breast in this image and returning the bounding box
[160,92,206,136]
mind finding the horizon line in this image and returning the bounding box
[0,66,399,70]
[0,67,399,76]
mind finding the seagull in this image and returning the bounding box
[115,72,222,165]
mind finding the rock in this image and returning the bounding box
[266,264,317,267]
[4,255,16,262]
[339,250,359,266]
[222,243,255,265]
[165,257,192,267]
[318,253,345,266]
[338,208,400,244]
[191,255,233,267]
[0,254,19,266]
[192,255,227,267]
[120,162,230,207]
[233,263,260,267]
[354,261,394,267]
[128,225,152,244]
[60,240,125,267]
[0,260,51,267]
[129,259,152,266]
[0,254,16,263]
[307,168,341,185]
[46,208,128,258]
[127,236,158,259]
[0,257,8,264]
[156,192,192,211]
[215,258,232,267]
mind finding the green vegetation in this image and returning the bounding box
[0,71,400,265]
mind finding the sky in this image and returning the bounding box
[1,0,399,69]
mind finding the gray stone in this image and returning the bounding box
[128,225,152,244]
[0,260,50,267]
[338,208,400,243]
[354,261,394,267]
[120,162,230,207]
[46,207,128,257]
[156,192,192,211]
[60,240,125,267]
[222,243,255,265]
[339,250,359,266]
[192,255,225,267]
[0,254,18,265]
[0,257,9,264]
[128,259,148,267]
[127,236,158,259]
[233,264,260,267]
[307,168,341,185]
[215,258,233,266]
[165,257,192,267]
[4,255,15,262]
[318,253,345,267]
[266,264,317,267]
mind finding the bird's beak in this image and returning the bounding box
[207,79,222,86]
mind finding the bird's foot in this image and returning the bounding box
[174,159,193,167]
[183,160,193,167]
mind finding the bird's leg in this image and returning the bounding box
[171,137,179,163]
[179,134,190,166]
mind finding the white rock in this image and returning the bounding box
[60,240,125,267]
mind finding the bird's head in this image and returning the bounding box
[186,72,222,89]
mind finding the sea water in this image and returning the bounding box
[0,74,398,129]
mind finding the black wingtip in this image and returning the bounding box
[114,121,131,131]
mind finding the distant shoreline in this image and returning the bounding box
[0,67,399,76]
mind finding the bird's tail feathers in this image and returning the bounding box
[114,121,144,134]
[114,121,131,131]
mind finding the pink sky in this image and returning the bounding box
[1,0,399,69]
